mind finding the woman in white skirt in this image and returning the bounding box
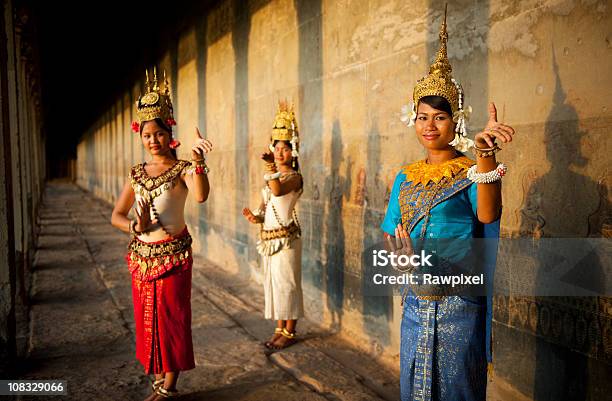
[243,101,304,350]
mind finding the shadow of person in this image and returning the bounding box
[361,118,392,347]
[295,0,325,293]
[517,48,609,401]
[323,119,348,330]
[232,0,251,278]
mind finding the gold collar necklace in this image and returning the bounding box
[402,156,474,186]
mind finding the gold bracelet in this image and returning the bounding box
[472,144,500,158]
[265,161,277,173]
[473,144,498,150]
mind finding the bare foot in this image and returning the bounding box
[264,331,283,349]
[271,333,297,350]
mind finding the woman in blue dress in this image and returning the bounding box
[380,8,516,401]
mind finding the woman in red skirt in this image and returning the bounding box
[111,68,212,400]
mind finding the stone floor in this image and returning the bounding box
[14,181,528,401]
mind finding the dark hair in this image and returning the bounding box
[272,139,300,173]
[140,118,177,159]
[419,95,453,116]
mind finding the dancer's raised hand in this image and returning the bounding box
[474,102,516,148]
[191,127,213,160]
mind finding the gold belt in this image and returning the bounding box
[401,290,445,305]
[260,221,300,241]
[416,295,445,301]
[128,233,192,258]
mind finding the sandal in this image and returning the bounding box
[271,328,297,350]
[264,327,283,349]
[155,387,179,398]
[151,378,165,392]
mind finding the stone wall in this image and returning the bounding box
[0,0,47,375]
[76,0,611,398]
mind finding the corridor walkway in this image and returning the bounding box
[19,182,400,401]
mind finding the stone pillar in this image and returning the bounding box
[0,0,46,371]
[0,0,17,376]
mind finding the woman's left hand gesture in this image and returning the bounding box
[191,127,213,160]
[261,150,275,164]
[134,198,157,233]
[474,102,516,148]
[242,207,262,224]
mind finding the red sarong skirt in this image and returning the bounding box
[126,228,195,374]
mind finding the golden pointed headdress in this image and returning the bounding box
[412,5,459,113]
[269,100,299,158]
[271,100,297,141]
[132,67,176,132]
[404,5,473,151]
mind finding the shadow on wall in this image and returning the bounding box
[104,112,111,199]
[191,0,256,280]
[323,119,348,329]
[516,48,610,401]
[86,134,96,191]
[232,0,251,276]
[295,0,326,301]
[195,13,211,257]
[361,117,392,347]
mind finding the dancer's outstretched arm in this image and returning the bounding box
[473,102,515,223]
[183,127,212,203]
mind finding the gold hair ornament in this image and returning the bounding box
[132,67,176,132]
[269,100,299,164]
[400,4,474,152]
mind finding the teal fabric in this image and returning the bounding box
[381,167,500,400]
[381,169,479,239]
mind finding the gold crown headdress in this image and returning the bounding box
[269,100,299,160]
[131,67,177,133]
[400,5,474,151]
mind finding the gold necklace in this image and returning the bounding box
[402,156,474,187]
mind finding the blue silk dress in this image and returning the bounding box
[381,156,498,401]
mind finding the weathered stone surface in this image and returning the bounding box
[307,336,400,401]
[38,223,78,235]
[487,375,532,401]
[20,353,148,401]
[29,299,129,360]
[36,234,84,251]
[33,247,92,266]
[271,345,384,401]
[179,379,329,401]
[30,268,107,303]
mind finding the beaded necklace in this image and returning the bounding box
[131,159,190,239]
[263,171,302,232]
